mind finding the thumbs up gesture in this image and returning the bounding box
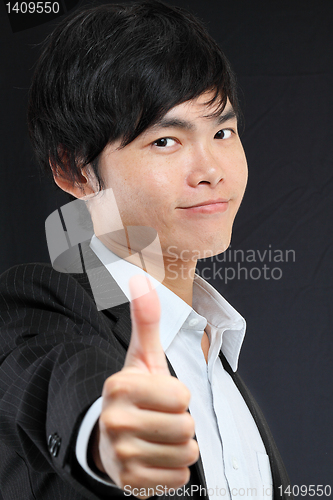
[93,276,199,496]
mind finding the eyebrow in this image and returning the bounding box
[150,108,237,132]
[211,109,237,125]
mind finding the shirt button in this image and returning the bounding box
[232,457,239,470]
[189,318,199,327]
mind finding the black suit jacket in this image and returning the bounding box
[0,260,293,500]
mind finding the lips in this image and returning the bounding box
[178,199,230,214]
[180,198,229,209]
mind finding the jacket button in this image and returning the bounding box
[48,433,61,457]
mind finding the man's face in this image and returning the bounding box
[90,92,248,261]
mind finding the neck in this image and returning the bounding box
[161,255,197,306]
[95,234,197,306]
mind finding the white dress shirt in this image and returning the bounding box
[76,236,273,499]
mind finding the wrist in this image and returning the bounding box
[88,420,107,476]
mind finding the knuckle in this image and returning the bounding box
[103,374,132,400]
[180,383,191,405]
[171,380,191,410]
[187,439,200,464]
[181,412,196,438]
[100,408,131,435]
[172,467,191,489]
[113,441,137,463]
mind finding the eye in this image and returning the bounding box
[214,129,233,140]
[152,137,177,148]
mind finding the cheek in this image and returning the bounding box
[232,149,248,192]
[112,175,172,227]
[238,164,248,193]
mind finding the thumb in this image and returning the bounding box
[123,275,170,375]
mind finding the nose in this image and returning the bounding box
[186,143,225,188]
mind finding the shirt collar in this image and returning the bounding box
[90,235,246,371]
[193,274,246,371]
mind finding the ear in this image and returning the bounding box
[51,162,98,199]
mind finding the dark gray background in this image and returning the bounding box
[1,0,332,497]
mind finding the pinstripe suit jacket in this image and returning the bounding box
[0,259,292,500]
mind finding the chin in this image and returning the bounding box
[196,232,232,259]
[196,244,230,260]
[163,233,232,262]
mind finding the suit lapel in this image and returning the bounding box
[219,352,293,499]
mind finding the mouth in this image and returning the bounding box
[178,199,230,214]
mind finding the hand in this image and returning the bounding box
[92,276,199,496]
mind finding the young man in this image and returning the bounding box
[0,1,292,499]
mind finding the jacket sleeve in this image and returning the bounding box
[0,263,128,499]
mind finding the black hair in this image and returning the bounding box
[28,0,239,188]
